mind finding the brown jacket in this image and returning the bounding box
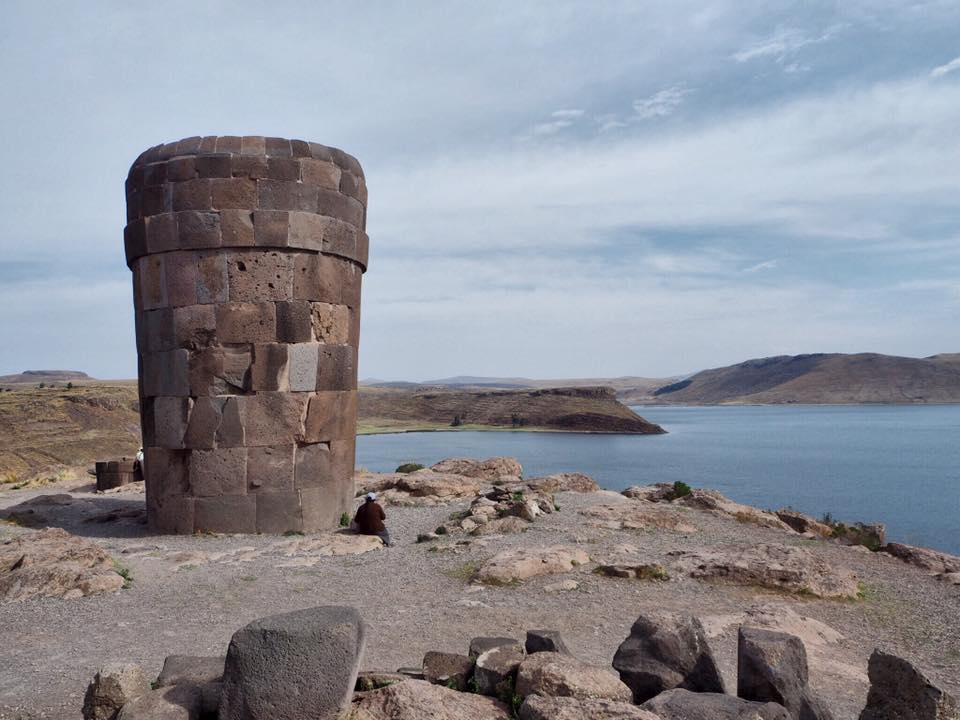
[354,500,386,534]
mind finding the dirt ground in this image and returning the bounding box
[1,480,957,719]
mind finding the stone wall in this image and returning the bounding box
[124,136,368,534]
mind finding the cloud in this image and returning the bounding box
[551,108,584,119]
[732,25,843,65]
[631,86,693,120]
[931,56,960,78]
[743,260,780,273]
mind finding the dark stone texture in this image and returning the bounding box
[859,649,958,720]
[641,689,790,720]
[525,630,570,656]
[155,655,224,688]
[469,637,524,659]
[423,651,475,691]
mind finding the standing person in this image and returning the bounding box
[353,492,392,546]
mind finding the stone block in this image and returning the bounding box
[175,136,203,155]
[253,210,290,247]
[317,189,364,228]
[144,447,190,499]
[183,396,225,450]
[220,209,255,247]
[319,217,356,259]
[152,396,192,448]
[147,494,195,535]
[300,486,344,532]
[247,445,295,494]
[302,391,353,442]
[194,495,256,534]
[172,178,213,212]
[292,254,341,303]
[329,440,356,507]
[138,308,174,353]
[258,179,319,212]
[196,251,228,304]
[156,655,224,688]
[288,343,320,392]
[329,147,364,177]
[198,136,218,153]
[140,183,172,216]
[301,159,341,190]
[82,663,151,720]
[142,162,167,186]
[276,301,314,343]
[211,177,257,210]
[190,448,247,497]
[287,212,325,251]
[265,137,292,157]
[267,157,301,181]
[231,154,269,179]
[163,252,198,308]
[142,349,190,397]
[256,491,304,533]
[215,302,277,343]
[311,303,351,344]
[308,142,335,162]
[166,156,196,182]
[294,442,332,490]
[250,343,290,391]
[423,652,474,691]
[243,392,308,447]
[145,212,179,254]
[227,250,294,302]
[354,231,370,270]
[219,607,365,720]
[188,346,252,396]
[525,630,570,656]
[125,188,142,224]
[196,154,232,178]
[124,221,146,266]
[176,211,221,249]
[290,139,311,157]
[215,136,242,154]
[316,345,356,391]
[341,263,362,308]
[217,396,247,447]
[240,135,266,156]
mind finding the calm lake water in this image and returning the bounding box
[356,405,960,555]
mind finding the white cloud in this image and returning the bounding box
[743,260,780,273]
[551,108,584,119]
[631,86,693,120]
[931,56,960,78]
[733,25,843,65]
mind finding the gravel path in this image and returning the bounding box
[0,482,957,719]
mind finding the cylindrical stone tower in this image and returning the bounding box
[124,136,367,534]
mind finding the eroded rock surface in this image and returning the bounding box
[859,649,958,720]
[82,663,150,720]
[350,679,512,720]
[581,502,697,533]
[525,473,599,493]
[641,689,790,719]
[515,652,632,702]
[475,546,589,585]
[519,695,659,720]
[430,457,523,483]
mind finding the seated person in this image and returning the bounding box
[353,492,392,546]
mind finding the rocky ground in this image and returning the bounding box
[0,463,958,719]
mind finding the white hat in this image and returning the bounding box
[366,492,377,501]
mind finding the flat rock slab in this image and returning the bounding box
[219,606,365,720]
[475,545,589,585]
[580,503,697,533]
[1,528,124,603]
[515,652,632,702]
[155,655,224,688]
[519,695,659,720]
[430,457,522,483]
[349,679,512,719]
[669,543,861,599]
[524,472,599,493]
[641,689,790,720]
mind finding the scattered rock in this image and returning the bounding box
[776,509,834,538]
[422,651,474,691]
[355,671,410,691]
[272,532,383,566]
[1,528,124,603]
[859,649,958,720]
[350,679,512,719]
[831,522,885,550]
[738,627,834,720]
[354,470,484,506]
[641,689,790,719]
[469,637,523,659]
[82,663,150,720]
[430,457,522,483]
[525,473,599,493]
[613,612,725,703]
[219,606,365,720]
[475,546,589,585]
[515,652,632,702]
[525,630,569,655]
[155,655,224,688]
[594,546,669,580]
[474,645,525,696]
[543,579,578,593]
[580,503,697,533]
[880,542,960,574]
[471,516,530,536]
[677,489,793,531]
[669,543,860,599]
[116,684,202,720]
[519,695,659,720]
[621,484,676,502]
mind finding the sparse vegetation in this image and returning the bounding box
[395,462,425,474]
[112,560,134,589]
[511,491,523,502]
[668,480,692,499]
[442,558,483,582]
[284,529,305,536]
[434,525,448,535]
[339,512,351,527]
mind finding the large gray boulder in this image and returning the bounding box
[641,689,791,719]
[474,645,526,696]
[82,663,151,720]
[155,655,224,688]
[525,630,570,655]
[612,612,725,703]
[859,649,958,720]
[218,606,365,720]
[519,694,659,720]
[738,627,833,720]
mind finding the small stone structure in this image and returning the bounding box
[94,458,141,491]
[124,136,368,534]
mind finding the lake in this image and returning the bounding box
[356,404,960,555]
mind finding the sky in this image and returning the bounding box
[1,1,959,381]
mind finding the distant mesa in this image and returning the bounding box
[0,370,91,384]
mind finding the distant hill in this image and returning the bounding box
[648,353,960,405]
[358,386,665,434]
[0,370,91,385]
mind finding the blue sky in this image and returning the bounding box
[1,1,958,380]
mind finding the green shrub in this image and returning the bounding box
[339,512,351,527]
[511,491,524,502]
[435,525,447,535]
[395,462,425,474]
[670,481,692,499]
[112,560,134,589]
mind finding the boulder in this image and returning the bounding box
[519,695,660,720]
[579,503,697,533]
[219,606,365,720]
[738,627,834,720]
[116,685,202,720]
[82,663,151,720]
[831,522,885,550]
[641,689,790,719]
[355,671,410,691]
[155,655,224,688]
[525,630,569,655]
[621,484,676,502]
[350,679,511,719]
[430,457,523,483]
[475,546,589,585]
[594,547,669,580]
[470,516,530,536]
[1,528,124,603]
[543,579,578,593]
[525,473,599,493]
[677,489,793,531]
[880,543,960,574]
[515,652,632,702]
[859,649,958,720]
[397,470,485,499]
[612,612,724,703]
[271,532,382,567]
[422,651,474,691]
[474,645,525,696]
[775,510,834,538]
[469,637,523,659]
[669,544,860,599]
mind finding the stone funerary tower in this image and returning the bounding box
[124,136,367,534]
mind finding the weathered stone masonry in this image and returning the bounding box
[124,136,368,534]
